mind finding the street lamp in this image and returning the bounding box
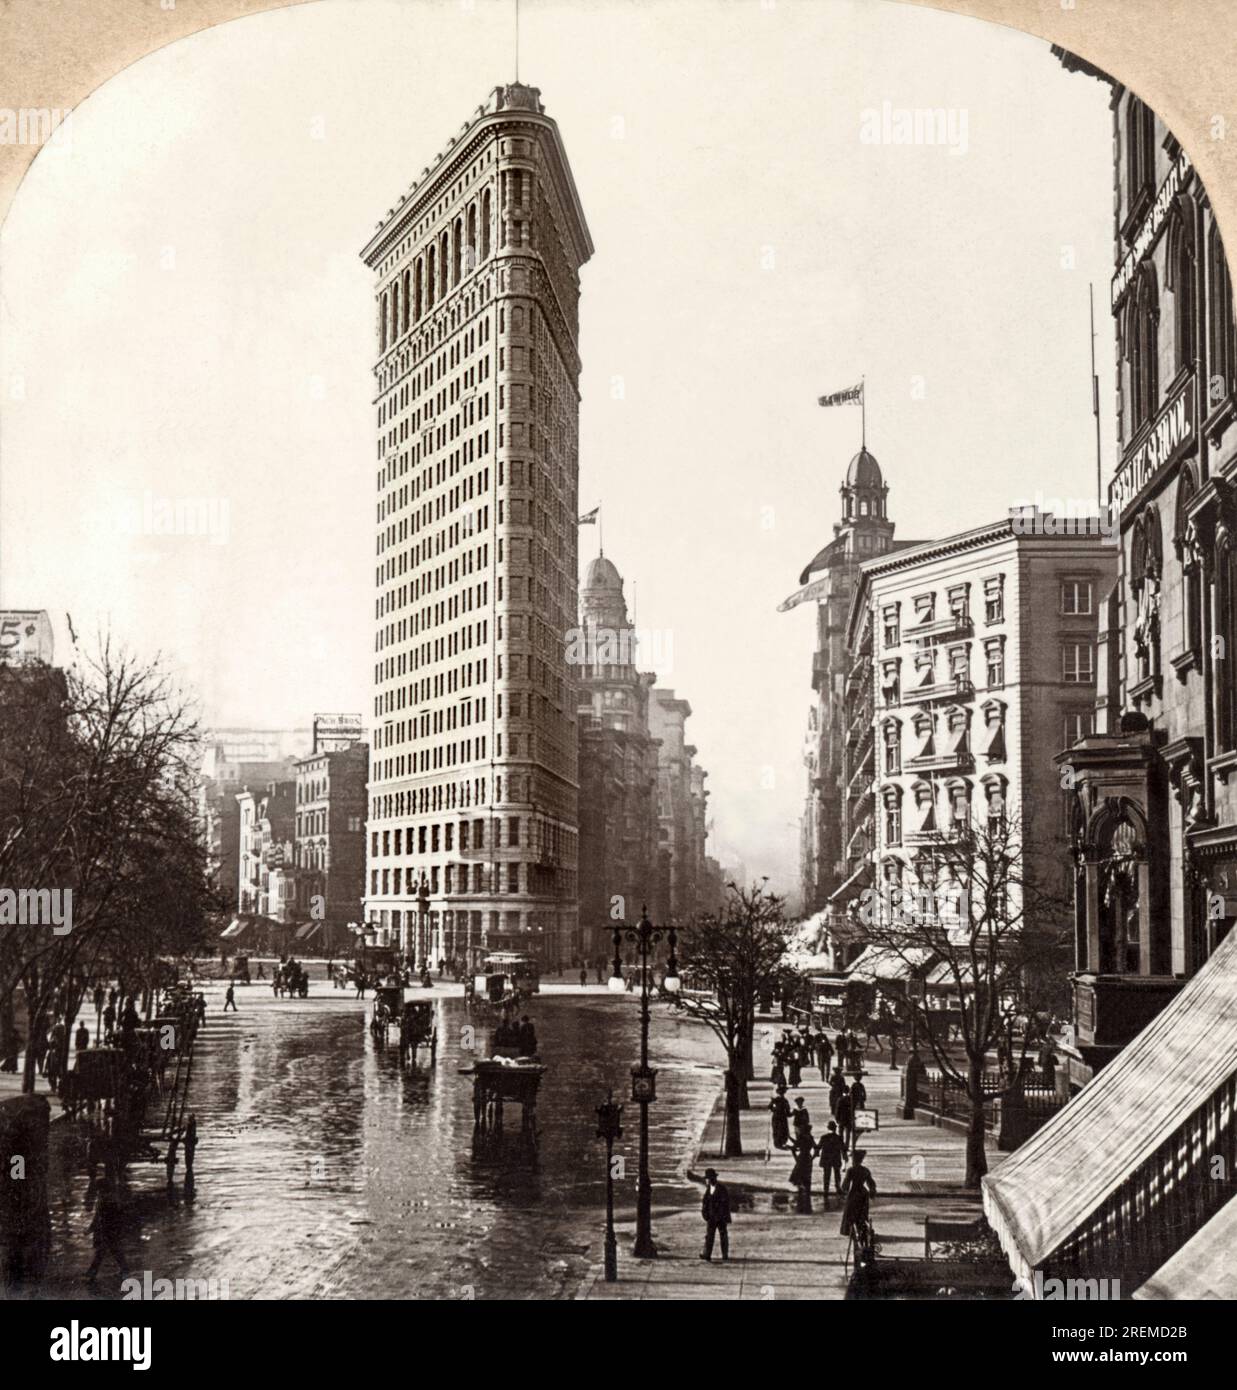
[595,1090,623,1282]
[416,871,430,975]
[612,906,678,1259]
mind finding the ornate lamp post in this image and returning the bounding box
[612,906,679,1258]
[595,1090,623,1282]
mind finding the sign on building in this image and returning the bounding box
[0,610,54,667]
[312,713,364,754]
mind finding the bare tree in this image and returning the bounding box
[675,881,791,1157]
[0,639,211,1091]
[859,810,1069,1186]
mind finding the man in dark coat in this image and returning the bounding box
[816,1120,846,1197]
[700,1168,732,1261]
[836,1086,855,1152]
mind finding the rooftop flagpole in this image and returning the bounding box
[861,375,867,449]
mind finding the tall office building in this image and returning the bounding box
[359,83,593,971]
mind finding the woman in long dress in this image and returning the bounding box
[768,1086,791,1149]
[839,1149,877,1238]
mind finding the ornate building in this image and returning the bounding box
[360,83,592,971]
[292,742,369,952]
[1056,57,1237,1086]
[781,446,902,926]
[575,553,659,963]
[854,515,1114,1002]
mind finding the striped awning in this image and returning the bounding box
[982,927,1237,1287]
[220,917,249,941]
[1134,1195,1237,1299]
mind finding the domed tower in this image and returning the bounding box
[580,554,630,636]
[836,447,895,552]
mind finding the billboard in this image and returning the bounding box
[313,713,364,754]
[0,610,54,667]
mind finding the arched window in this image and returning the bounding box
[1208,223,1237,409]
[414,259,424,321]
[881,786,902,847]
[1175,466,1203,659]
[1166,200,1197,372]
[481,188,492,260]
[982,774,1008,838]
[945,778,971,834]
[1128,264,1159,429]
[439,231,450,297]
[911,712,934,762]
[426,245,436,308]
[379,289,389,353]
[453,217,463,284]
[1125,94,1156,219]
[466,203,477,273]
[912,780,935,834]
[402,269,411,334]
[390,278,400,344]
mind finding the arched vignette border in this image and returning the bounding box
[0,0,1233,238]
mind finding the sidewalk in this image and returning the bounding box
[580,1048,1005,1300]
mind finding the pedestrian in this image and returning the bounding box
[816,1120,845,1199]
[787,1038,802,1088]
[164,1134,178,1191]
[194,993,206,1026]
[224,983,237,1013]
[579,966,588,988]
[102,1001,116,1043]
[839,1148,878,1242]
[816,1032,832,1082]
[789,1131,815,1198]
[257,961,266,980]
[85,1180,130,1282]
[791,1095,812,1143]
[768,1085,791,1149]
[851,1075,867,1112]
[829,1068,845,1117]
[74,1021,89,1052]
[836,1085,854,1152]
[183,1114,198,1195]
[700,1168,731,1261]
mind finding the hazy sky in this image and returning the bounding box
[0,0,1117,901]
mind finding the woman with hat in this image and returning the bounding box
[768,1084,791,1150]
[839,1149,877,1239]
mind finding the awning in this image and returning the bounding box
[294,920,323,942]
[845,944,935,983]
[826,862,872,907]
[982,927,1237,1287]
[220,917,249,941]
[1133,1195,1237,1300]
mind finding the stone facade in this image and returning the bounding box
[293,741,369,948]
[1056,59,1237,1084]
[360,83,592,971]
[648,689,713,926]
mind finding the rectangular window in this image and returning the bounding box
[508,816,520,847]
[1064,709,1095,745]
[886,806,902,847]
[985,638,1005,688]
[1063,642,1095,683]
[882,605,900,648]
[913,593,935,626]
[1061,579,1094,615]
[947,584,970,620]
[984,576,1004,624]
[507,862,519,893]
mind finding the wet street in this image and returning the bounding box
[41,988,723,1300]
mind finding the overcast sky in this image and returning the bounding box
[0,0,1117,903]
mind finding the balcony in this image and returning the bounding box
[1072,973,1185,1062]
[907,615,973,644]
[907,677,974,705]
[905,751,974,774]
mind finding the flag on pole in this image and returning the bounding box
[817,382,863,408]
[578,506,600,525]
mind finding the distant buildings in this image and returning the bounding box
[291,741,369,950]
[360,82,592,971]
[235,781,295,920]
[575,553,659,962]
[648,688,718,926]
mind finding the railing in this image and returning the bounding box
[906,677,974,704]
[907,615,973,644]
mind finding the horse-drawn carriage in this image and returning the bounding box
[370,986,437,1067]
[470,952,540,1011]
